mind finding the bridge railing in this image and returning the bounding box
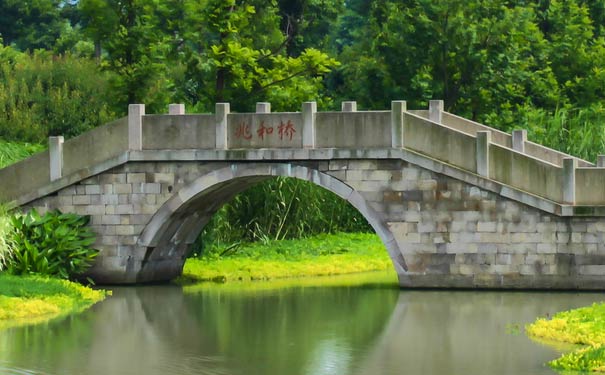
[2,99,605,210]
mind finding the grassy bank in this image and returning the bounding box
[0,274,106,329]
[526,302,605,372]
[180,232,394,283]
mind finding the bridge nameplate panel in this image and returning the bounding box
[227,113,302,148]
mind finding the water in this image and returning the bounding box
[0,272,603,375]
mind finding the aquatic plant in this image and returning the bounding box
[526,302,605,372]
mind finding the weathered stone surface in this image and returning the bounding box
[19,156,605,288]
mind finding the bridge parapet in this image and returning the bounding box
[2,100,605,212]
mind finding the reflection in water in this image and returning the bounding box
[0,274,602,375]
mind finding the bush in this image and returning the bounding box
[8,209,99,279]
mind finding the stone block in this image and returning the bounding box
[127,173,147,183]
[348,160,378,170]
[477,221,497,232]
[116,225,136,236]
[329,160,348,170]
[84,205,105,215]
[446,243,478,254]
[114,184,132,194]
[537,243,556,254]
[417,222,436,233]
[418,179,437,191]
[101,215,121,225]
[73,195,91,205]
[116,204,134,215]
[99,174,126,184]
[85,185,102,195]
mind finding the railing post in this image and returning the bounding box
[563,158,577,204]
[168,103,185,115]
[302,101,317,148]
[128,104,145,151]
[391,100,406,148]
[429,100,444,123]
[49,136,64,181]
[597,155,605,167]
[215,103,230,149]
[512,129,527,153]
[341,101,357,112]
[256,102,271,113]
[476,131,491,177]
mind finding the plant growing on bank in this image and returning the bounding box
[526,302,605,372]
[8,209,99,279]
[0,205,15,270]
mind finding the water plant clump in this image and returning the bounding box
[526,302,605,372]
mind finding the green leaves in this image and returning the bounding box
[7,209,99,280]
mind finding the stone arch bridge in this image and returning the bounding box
[2,100,605,288]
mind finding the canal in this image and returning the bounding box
[0,272,602,375]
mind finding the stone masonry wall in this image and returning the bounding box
[26,159,605,288]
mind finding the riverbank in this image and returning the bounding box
[526,302,605,372]
[0,274,106,329]
[179,232,394,283]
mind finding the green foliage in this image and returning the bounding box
[8,209,99,280]
[331,0,605,127]
[0,46,114,142]
[0,140,44,168]
[197,177,371,253]
[0,206,15,271]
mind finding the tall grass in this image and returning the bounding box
[0,205,15,271]
[520,104,605,162]
[196,177,372,255]
[0,140,44,168]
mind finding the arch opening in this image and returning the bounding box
[136,163,407,283]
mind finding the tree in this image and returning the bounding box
[0,0,65,50]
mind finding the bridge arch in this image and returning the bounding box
[136,162,407,281]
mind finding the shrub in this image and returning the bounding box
[8,209,99,279]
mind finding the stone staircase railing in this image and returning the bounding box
[1,100,603,210]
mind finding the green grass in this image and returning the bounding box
[526,302,605,372]
[0,140,44,169]
[0,273,106,329]
[180,232,395,283]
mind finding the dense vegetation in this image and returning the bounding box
[526,302,605,372]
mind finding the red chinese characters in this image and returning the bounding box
[234,122,252,140]
[233,119,297,142]
[278,120,296,141]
